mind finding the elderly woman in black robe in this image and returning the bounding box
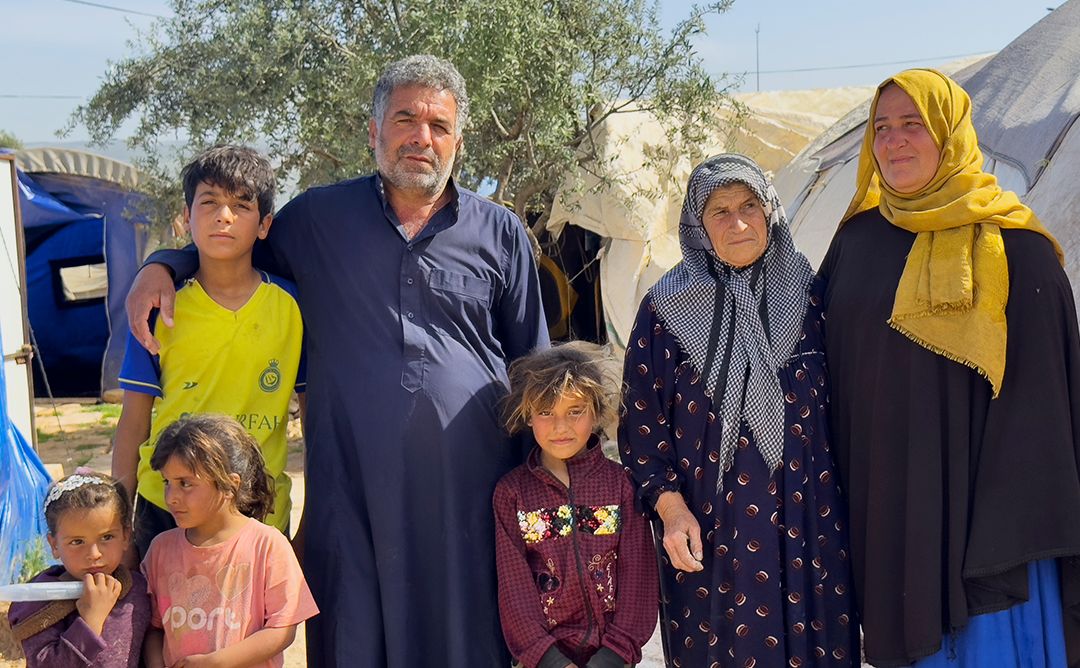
[620,153,858,667]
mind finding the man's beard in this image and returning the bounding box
[377,138,454,196]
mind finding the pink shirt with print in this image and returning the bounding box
[142,517,318,668]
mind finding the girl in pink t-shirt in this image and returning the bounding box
[141,415,317,668]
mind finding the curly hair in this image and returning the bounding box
[372,54,469,136]
[502,341,620,435]
[44,471,131,536]
[150,414,275,521]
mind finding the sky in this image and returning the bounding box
[0,0,1061,144]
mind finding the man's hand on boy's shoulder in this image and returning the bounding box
[127,264,176,355]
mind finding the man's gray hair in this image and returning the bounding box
[372,55,470,136]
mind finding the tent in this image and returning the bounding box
[776,0,1080,288]
[545,88,873,348]
[15,147,152,397]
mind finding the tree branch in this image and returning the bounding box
[493,156,513,205]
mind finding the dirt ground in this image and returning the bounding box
[0,400,669,667]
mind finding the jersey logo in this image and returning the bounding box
[259,359,281,392]
[182,381,199,390]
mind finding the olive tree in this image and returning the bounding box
[73,0,736,229]
[0,130,22,150]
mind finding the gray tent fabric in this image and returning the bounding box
[960,2,1080,191]
[777,0,1080,287]
[17,148,141,191]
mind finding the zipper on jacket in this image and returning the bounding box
[566,471,596,654]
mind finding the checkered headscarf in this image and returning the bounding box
[649,154,813,493]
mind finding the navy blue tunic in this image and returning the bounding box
[151,175,548,667]
[620,288,858,667]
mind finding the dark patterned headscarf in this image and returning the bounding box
[649,154,813,493]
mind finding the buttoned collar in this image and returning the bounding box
[373,173,462,242]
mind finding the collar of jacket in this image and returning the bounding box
[525,434,607,488]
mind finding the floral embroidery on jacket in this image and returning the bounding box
[518,505,622,543]
[539,558,561,628]
[518,505,574,543]
[578,505,621,535]
[588,551,618,611]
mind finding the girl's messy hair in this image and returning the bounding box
[150,414,275,521]
[44,470,131,536]
[502,341,619,435]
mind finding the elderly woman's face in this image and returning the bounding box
[702,183,769,268]
[872,84,941,194]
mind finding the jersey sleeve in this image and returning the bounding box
[118,321,162,398]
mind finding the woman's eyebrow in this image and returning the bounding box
[875,112,922,123]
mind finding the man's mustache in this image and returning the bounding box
[398,146,439,164]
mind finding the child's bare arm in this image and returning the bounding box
[113,391,154,567]
[142,627,165,668]
[112,390,155,505]
[172,624,297,668]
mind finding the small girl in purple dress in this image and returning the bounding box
[8,470,150,667]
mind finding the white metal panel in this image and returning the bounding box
[0,157,35,442]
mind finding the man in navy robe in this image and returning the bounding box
[125,55,548,667]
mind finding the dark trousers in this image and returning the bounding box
[133,496,177,561]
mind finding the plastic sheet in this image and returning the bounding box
[0,321,52,585]
[0,581,83,601]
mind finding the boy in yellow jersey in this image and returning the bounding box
[112,145,306,560]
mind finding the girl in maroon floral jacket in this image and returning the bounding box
[494,341,658,668]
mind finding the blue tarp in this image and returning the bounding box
[0,321,51,585]
[16,162,150,396]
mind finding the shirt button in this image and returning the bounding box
[407,312,414,319]
[407,278,414,285]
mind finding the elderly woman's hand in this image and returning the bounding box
[655,491,704,572]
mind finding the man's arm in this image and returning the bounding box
[127,200,295,354]
[113,390,155,565]
[497,218,550,362]
[126,247,198,354]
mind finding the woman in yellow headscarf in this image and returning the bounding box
[818,69,1080,667]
